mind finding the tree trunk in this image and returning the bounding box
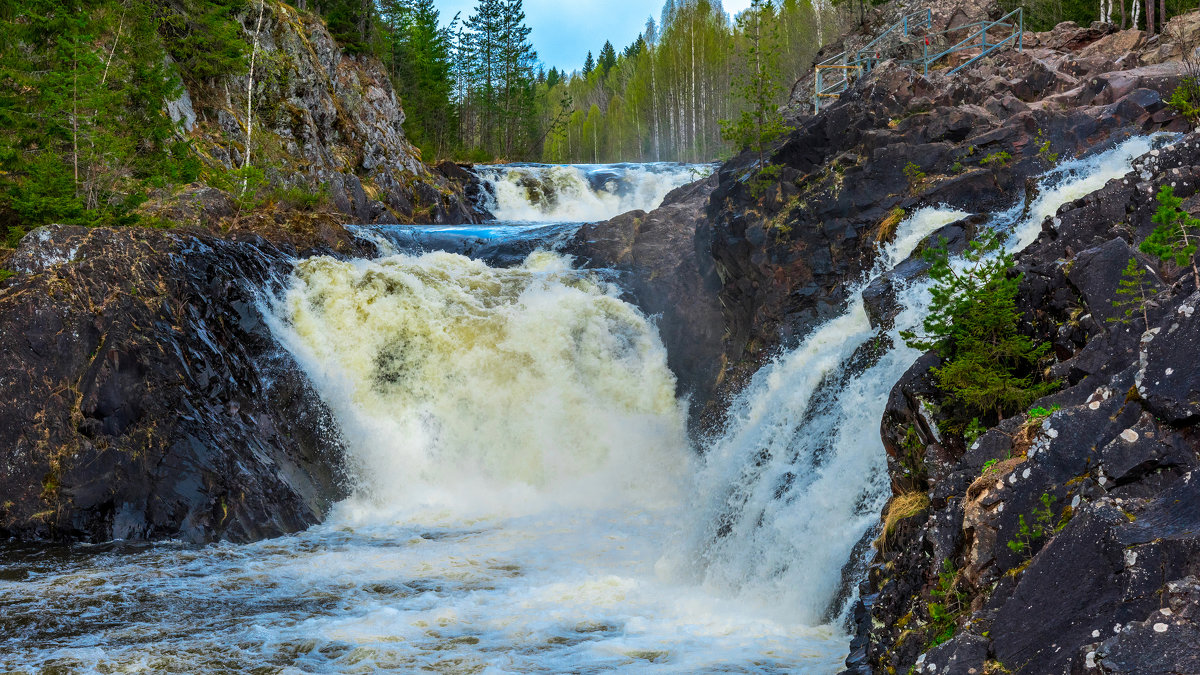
[243,0,266,177]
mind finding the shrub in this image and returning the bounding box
[1035,130,1059,165]
[901,233,1058,422]
[927,559,968,648]
[1006,493,1057,561]
[903,162,927,194]
[980,150,1012,168]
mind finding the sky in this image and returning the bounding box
[434,0,755,73]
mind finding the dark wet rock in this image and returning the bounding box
[1066,238,1164,325]
[1086,576,1200,674]
[365,223,579,268]
[565,175,726,422]
[1138,291,1200,423]
[0,225,348,544]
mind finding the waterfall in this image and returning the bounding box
[0,144,1170,674]
[679,134,1169,627]
[472,162,708,222]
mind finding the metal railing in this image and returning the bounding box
[813,7,1023,113]
[906,8,1024,75]
[814,9,933,112]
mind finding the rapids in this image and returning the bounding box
[0,143,1170,673]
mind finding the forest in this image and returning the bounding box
[3,0,1200,238]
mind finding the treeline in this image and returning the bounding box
[1001,0,1198,31]
[0,0,212,242]
[541,0,836,164]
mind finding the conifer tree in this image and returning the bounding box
[598,41,617,75]
[583,50,595,75]
[719,0,789,168]
[901,234,1057,421]
[1142,185,1200,288]
[1109,257,1159,327]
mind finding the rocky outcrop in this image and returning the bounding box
[846,131,1200,675]
[705,19,1187,410]
[157,0,480,226]
[566,175,726,421]
[0,225,356,543]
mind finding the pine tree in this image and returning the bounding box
[1141,185,1200,288]
[583,51,595,75]
[720,0,789,169]
[1109,257,1159,327]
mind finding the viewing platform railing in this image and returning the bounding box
[813,7,1023,113]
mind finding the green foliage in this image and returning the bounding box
[1110,257,1160,327]
[1035,130,1059,165]
[1141,185,1200,287]
[379,0,457,158]
[1169,79,1200,125]
[0,269,15,282]
[597,41,617,75]
[901,233,1058,421]
[1026,404,1060,423]
[963,417,986,447]
[159,0,249,84]
[720,0,791,166]
[903,162,926,195]
[950,162,964,174]
[981,457,999,476]
[1006,493,1058,561]
[0,0,197,241]
[927,559,968,649]
[274,183,330,211]
[454,0,540,159]
[749,163,783,200]
[980,150,1012,168]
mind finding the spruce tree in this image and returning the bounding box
[598,41,617,75]
[901,234,1057,421]
[1109,257,1159,327]
[583,51,595,75]
[1141,185,1200,288]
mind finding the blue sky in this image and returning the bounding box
[434,0,755,73]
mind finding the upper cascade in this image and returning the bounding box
[472,163,710,223]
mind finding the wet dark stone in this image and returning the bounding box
[0,225,348,544]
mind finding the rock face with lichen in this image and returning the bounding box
[844,120,1200,675]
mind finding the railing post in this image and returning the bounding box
[981,25,987,49]
[815,68,821,113]
[924,39,928,75]
[1018,9,1023,52]
[904,15,908,36]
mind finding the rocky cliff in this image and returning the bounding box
[150,0,479,229]
[0,224,364,543]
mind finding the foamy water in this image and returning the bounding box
[0,138,1171,674]
[473,163,708,222]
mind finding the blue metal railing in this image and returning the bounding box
[813,7,1023,112]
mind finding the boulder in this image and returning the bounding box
[0,225,347,543]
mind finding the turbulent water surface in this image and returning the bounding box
[0,145,1168,673]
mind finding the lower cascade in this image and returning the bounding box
[0,141,1165,673]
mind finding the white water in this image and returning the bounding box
[0,139,1167,674]
[474,163,708,222]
